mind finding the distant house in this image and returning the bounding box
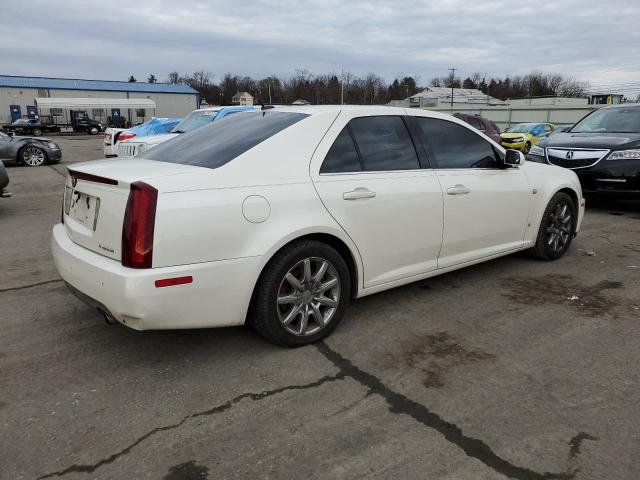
[231,92,254,106]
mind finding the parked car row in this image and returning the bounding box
[53,106,584,346]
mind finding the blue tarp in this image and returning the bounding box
[128,117,182,137]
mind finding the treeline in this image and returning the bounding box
[145,69,588,105]
[430,71,588,99]
[164,69,420,105]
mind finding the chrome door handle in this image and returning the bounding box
[343,188,376,200]
[446,184,471,195]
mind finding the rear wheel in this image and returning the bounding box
[20,146,47,167]
[32,128,42,136]
[530,192,576,260]
[249,240,350,347]
[89,127,99,135]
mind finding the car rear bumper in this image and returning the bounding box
[52,223,261,330]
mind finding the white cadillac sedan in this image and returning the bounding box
[52,106,584,346]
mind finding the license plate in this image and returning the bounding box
[65,187,100,231]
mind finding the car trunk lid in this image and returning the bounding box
[63,159,199,262]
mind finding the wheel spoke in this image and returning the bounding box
[278,293,298,305]
[315,295,338,308]
[313,261,328,283]
[285,272,303,291]
[282,303,303,325]
[298,306,309,334]
[311,303,324,327]
[318,277,338,293]
[303,259,312,284]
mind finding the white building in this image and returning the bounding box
[390,87,506,108]
[0,75,199,125]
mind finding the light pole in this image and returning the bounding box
[448,67,457,110]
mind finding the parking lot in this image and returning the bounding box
[1,135,639,479]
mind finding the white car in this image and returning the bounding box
[103,127,127,157]
[52,106,584,346]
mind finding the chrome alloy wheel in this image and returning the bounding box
[546,201,572,253]
[22,147,45,166]
[277,257,340,336]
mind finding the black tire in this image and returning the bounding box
[523,142,531,154]
[19,146,47,167]
[89,127,99,135]
[32,128,42,136]
[249,240,351,347]
[530,192,576,260]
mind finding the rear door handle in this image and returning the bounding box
[343,188,376,200]
[446,184,471,195]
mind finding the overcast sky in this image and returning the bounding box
[3,0,639,94]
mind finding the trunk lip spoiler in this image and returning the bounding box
[68,168,119,186]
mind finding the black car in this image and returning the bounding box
[528,104,640,200]
[3,118,47,136]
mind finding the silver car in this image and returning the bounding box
[0,131,62,167]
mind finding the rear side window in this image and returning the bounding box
[141,111,308,169]
[320,127,362,173]
[467,117,485,130]
[414,117,498,169]
[349,116,419,171]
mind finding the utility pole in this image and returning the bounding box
[341,70,344,105]
[448,67,457,110]
[268,81,272,104]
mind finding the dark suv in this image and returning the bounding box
[527,104,640,200]
[453,113,501,143]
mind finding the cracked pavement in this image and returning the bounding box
[1,137,640,479]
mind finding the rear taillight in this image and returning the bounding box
[122,182,157,269]
[118,132,136,142]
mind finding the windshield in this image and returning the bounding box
[506,124,535,133]
[172,110,219,133]
[571,107,640,134]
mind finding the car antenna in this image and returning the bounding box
[257,96,274,111]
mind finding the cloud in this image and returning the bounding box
[3,0,639,95]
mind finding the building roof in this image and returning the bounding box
[232,91,253,100]
[0,75,198,94]
[411,87,505,104]
[35,97,156,109]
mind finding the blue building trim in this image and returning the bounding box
[0,75,198,95]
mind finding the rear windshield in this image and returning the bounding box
[141,111,308,169]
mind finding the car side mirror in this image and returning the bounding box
[7,131,14,138]
[498,149,523,168]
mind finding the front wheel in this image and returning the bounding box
[20,146,47,167]
[89,127,99,135]
[523,142,531,154]
[32,128,42,136]
[249,240,351,347]
[530,192,576,260]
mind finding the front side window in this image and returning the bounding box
[348,116,419,171]
[414,117,498,169]
[320,127,362,173]
[142,111,308,169]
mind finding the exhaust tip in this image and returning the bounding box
[98,307,116,325]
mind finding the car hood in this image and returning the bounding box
[126,133,179,145]
[538,132,640,150]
